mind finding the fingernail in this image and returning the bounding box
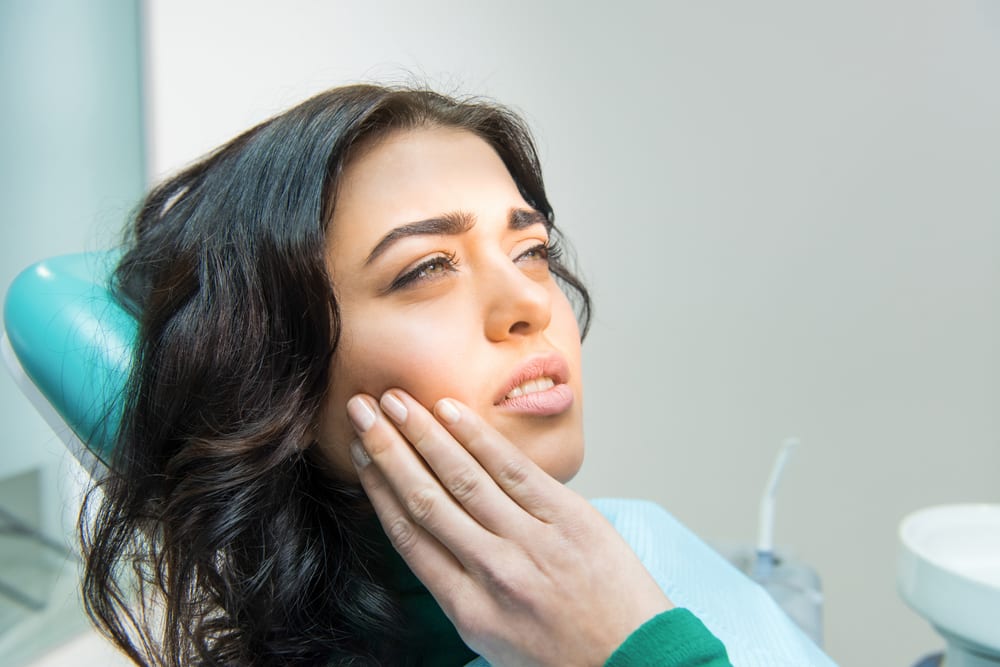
[436,398,460,425]
[380,392,408,424]
[347,396,376,433]
[349,439,371,468]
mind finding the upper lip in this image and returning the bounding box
[494,352,570,405]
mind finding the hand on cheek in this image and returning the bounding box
[346,390,672,667]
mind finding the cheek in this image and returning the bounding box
[339,307,477,400]
[316,304,477,466]
[551,288,583,370]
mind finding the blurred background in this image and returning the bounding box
[2,1,998,665]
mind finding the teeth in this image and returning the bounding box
[505,377,555,400]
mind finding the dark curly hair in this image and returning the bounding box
[80,84,591,666]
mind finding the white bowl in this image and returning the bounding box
[898,504,1000,655]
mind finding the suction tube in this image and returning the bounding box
[754,437,799,578]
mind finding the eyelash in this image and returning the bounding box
[519,239,563,265]
[390,251,460,290]
[389,240,562,291]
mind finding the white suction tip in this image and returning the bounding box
[757,437,800,556]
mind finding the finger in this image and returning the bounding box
[378,389,537,538]
[433,397,574,523]
[347,394,503,564]
[351,441,470,600]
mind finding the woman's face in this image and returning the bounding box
[316,126,584,482]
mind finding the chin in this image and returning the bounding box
[496,405,585,483]
[524,433,585,483]
[549,457,583,484]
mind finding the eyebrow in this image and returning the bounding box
[364,207,549,265]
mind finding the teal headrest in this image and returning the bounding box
[3,252,136,464]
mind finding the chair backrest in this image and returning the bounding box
[2,251,135,472]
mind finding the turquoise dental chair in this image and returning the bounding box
[2,251,134,474]
[1,251,132,609]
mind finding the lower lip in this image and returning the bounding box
[496,384,574,416]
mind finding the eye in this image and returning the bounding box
[389,252,459,291]
[515,240,561,265]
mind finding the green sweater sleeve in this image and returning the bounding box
[604,608,732,667]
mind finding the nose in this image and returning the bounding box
[483,259,553,342]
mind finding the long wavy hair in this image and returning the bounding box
[80,84,591,666]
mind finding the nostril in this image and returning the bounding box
[508,320,532,335]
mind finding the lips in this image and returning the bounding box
[494,353,574,416]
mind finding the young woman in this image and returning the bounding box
[83,84,835,666]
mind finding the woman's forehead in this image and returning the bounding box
[327,126,528,251]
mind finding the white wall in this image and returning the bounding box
[145,2,1000,665]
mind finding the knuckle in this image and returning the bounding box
[361,469,387,495]
[404,487,438,523]
[446,468,480,503]
[364,434,393,459]
[387,518,417,554]
[496,458,529,489]
[408,420,436,452]
[478,558,527,605]
[465,419,489,446]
